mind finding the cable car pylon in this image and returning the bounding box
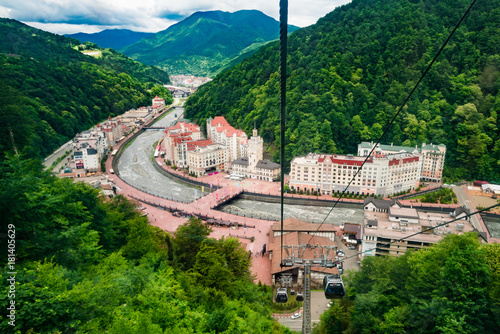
[280,244,341,334]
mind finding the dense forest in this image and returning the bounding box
[0,19,172,159]
[314,233,500,334]
[0,156,290,333]
[185,0,500,182]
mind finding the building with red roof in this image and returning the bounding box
[152,95,165,110]
[358,141,446,182]
[163,121,204,168]
[207,116,248,161]
[289,152,420,197]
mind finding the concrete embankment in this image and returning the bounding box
[232,192,363,208]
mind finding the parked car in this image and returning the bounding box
[349,246,356,250]
[291,313,301,320]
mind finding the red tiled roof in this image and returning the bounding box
[331,158,363,166]
[211,116,230,127]
[402,157,419,163]
[167,121,201,132]
[186,139,212,150]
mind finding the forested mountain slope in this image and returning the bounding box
[120,10,299,77]
[0,156,290,333]
[66,29,154,50]
[0,18,172,158]
[185,0,500,181]
[315,233,499,333]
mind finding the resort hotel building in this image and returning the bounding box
[289,152,420,197]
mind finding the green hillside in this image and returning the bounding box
[316,233,499,333]
[0,19,172,158]
[185,0,500,182]
[120,10,299,77]
[0,156,290,333]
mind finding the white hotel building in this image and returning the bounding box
[358,142,446,182]
[289,152,420,197]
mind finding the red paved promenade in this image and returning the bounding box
[105,150,273,284]
[103,119,461,284]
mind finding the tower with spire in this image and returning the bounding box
[248,127,264,171]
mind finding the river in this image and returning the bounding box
[117,106,198,203]
[116,107,365,223]
[219,199,363,225]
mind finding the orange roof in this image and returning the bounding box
[212,118,246,138]
[186,139,212,150]
[211,116,230,127]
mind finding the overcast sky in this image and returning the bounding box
[0,0,352,35]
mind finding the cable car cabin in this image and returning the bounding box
[275,287,288,303]
[296,292,304,302]
[323,275,346,299]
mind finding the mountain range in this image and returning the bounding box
[66,29,154,50]
[185,0,500,181]
[120,10,299,77]
[0,18,171,158]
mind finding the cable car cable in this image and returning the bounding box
[304,0,479,247]
[279,0,288,269]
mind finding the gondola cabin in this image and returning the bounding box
[296,292,304,302]
[275,287,288,303]
[323,275,345,299]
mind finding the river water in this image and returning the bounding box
[116,109,500,234]
[219,199,363,225]
[118,107,198,203]
[117,107,365,223]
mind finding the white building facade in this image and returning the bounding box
[231,129,280,181]
[187,144,227,177]
[358,142,446,182]
[206,116,248,161]
[289,153,420,196]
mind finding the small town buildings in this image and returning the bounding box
[358,142,446,182]
[231,128,280,181]
[360,197,476,258]
[163,121,204,168]
[187,144,228,177]
[289,152,420,196]
[152,95,166,110]
[73,131,106,173]
[120,106,158,128]
[162,116,280,180]
[94,116,124,147]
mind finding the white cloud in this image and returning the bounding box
[2,0,352,34]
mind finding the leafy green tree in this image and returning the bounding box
[173,217,212,270]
